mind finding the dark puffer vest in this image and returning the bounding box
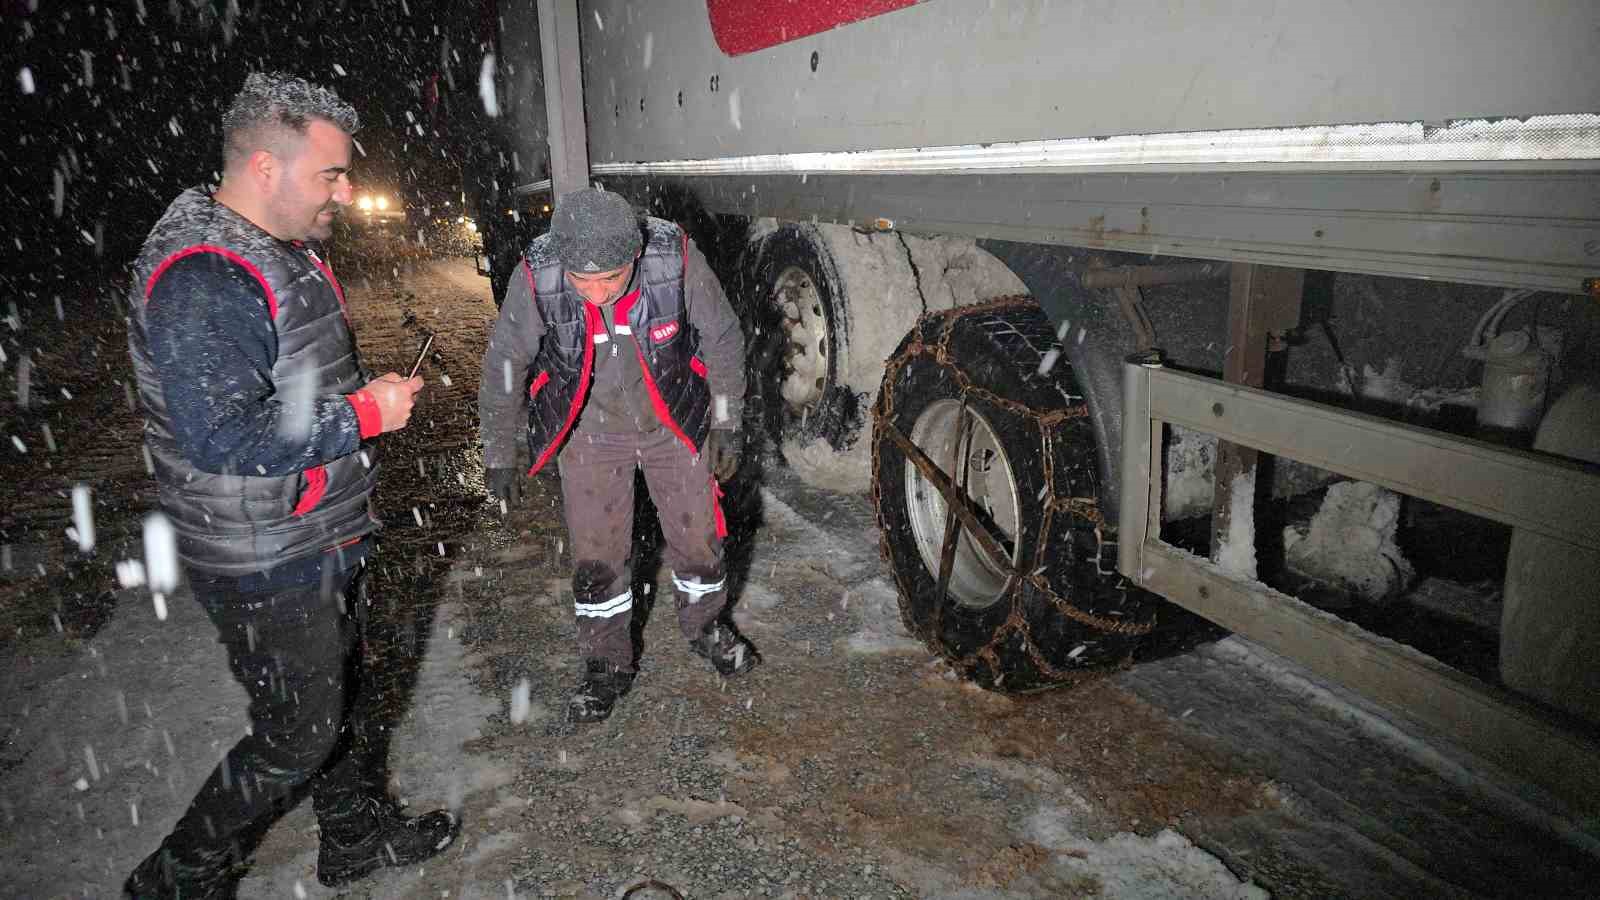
[127,188,379,576]
[524,217,711,473]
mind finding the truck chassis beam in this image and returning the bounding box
[595,169,1600,295]
[1118,359,1600,815]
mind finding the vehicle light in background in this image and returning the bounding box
[357,195,374,211]
[376,195,389,210]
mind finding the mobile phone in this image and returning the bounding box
[408,334,435,379]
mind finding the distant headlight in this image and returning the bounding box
[376,196,389,210]
[357,196,374,211]
[465,219,478,232]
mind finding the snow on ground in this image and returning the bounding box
[1202,635,1598,854]
[744,472,1270,898]
[238,594,512,899]
[1119,632,1600,896]
[4,433,1593,897]
[779,432,873,495]
[2,586,252,897]
[837,577,924,656]
[740,477,918,657]
[1024,808,1269,900]
[0,577,507,899]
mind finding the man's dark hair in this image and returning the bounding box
[221,71,360,168]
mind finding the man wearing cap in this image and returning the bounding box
[478,188,754,723]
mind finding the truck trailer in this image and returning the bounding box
[475,0,1600,816]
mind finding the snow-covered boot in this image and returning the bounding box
[568,657,635,724]
[689,622,759,678]
[315,795,459,887]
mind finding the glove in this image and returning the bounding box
[704,428,743,481]
[486,466,523,507]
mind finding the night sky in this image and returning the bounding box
[4,0,503,301]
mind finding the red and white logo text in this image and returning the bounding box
[650,322,680,342]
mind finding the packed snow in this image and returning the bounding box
[1283,480,1414,603]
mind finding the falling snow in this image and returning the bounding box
[71,484,95,552]
[478,52,499,118]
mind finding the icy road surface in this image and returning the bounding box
[2,260,1596,898]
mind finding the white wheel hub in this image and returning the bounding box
[903,399,1021,610]
[774,265,831,410]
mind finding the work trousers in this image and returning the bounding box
[153,562,384,870]
[558,426,728,672]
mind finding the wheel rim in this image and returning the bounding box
[903,399,1022,610]
[773,265,831,411]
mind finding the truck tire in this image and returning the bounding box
[872,298,1172,691]
[745,224,861,457]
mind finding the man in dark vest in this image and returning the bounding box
[123,72,456,897]
[479,187,755,724]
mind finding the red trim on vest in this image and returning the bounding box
[144,245,281,319]
[519,258,536,298]
[712,478,728,538]
[291,464,328,517]
[529,302,600,475]
[528,370,550,398]
[689,356,708,378]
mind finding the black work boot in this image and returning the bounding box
[123,843,240,899]
[315,796,459,888]
[689,622,760,678]
[568,658,635,724]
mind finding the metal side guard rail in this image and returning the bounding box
[1117,353,1600,819]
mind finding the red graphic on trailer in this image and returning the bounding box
[707,0,922,56]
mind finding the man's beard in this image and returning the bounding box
[307,207,337,240]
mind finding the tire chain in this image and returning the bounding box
[871,297,1155,686]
